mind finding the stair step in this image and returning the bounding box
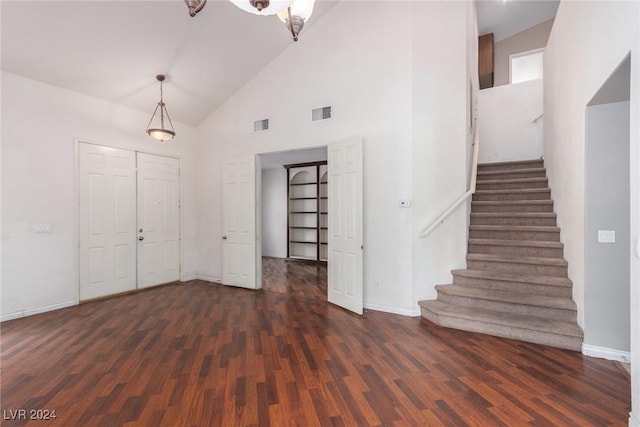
[435,285,576,321]
[473,188,551,202]
[470,212,557,226]
[452,269,572,297]
[477,159,545,172]
[469,225,560,242]
[466,253,568,277]
[418,300,583,351]
[468,238,564,258]
[477,167,547,181]
[472,200,554,213]
[476,177,549,191]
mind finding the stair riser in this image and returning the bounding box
[472,203,554,213]
[437,292,577,322]
[477,171,546,180]
[420,310,582,351]
[467,260,568,277]
[470,216,557,226]
[476,181,548,191]
[473,192,551,202]
[468,243,563,258]
[469,229,560,241]
[452,274,572,297]
[478,161,544,172]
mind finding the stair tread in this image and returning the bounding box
[469,238,563,248]
[474,188,550,194]
[452,269,572,287]
[477,167,546,176]
[478,159,544,168]
[472,200,553,205]
[435,284,576,310]
[418,300,583,337]
[477,177,548,185]
[470,225,560,232]
[467,253,568,266]
[471,212,556,218]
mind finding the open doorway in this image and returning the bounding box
[259,147,328,301]
[584,54,631,364]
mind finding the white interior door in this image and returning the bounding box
[327,135,364,314]
[79,143,137,301]
[223,154,260,289]
[137,153,181,288]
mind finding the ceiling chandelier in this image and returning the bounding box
[185,0,315,42]
[145,75,176,142]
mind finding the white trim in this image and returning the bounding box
[184,275,222,284]
[582,343,631,362]
[629,411,640,427]
[364,302,421,317]
[0,300,77,322]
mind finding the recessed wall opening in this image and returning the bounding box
[584,54,631,361]
[259,147,328,301]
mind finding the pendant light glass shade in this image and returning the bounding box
[229,0,293,15]
[146,75,176,142]
[277,0,315,41]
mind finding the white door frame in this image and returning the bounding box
[255,139,364,314]
[75,139,183,300]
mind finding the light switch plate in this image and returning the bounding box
[597,230,615,243]
[34,223,51,233]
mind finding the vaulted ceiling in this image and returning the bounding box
[2,1,558,127]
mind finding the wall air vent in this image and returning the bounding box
[312,106,332,122]
[254,118,269,132]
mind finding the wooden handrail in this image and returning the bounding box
[418,119,479,238]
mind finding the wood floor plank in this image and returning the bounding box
[0,258,631,426]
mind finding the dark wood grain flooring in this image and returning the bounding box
[0,260,631,426]
[262,257,326,300]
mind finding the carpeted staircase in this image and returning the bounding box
[419,159,584,351]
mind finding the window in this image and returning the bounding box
[510,48,544,84]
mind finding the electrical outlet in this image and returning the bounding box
[34,224,51,233]
[597,230,615,243]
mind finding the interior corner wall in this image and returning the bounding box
[261,168,287,258]
[411,0,477,305]
[494,18,554,87]
[543,2,639,422]
[585,101,630,352]
[1,71,200,320]
[196,1,473,315]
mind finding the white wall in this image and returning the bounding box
[585,101,630,354]
[261,168,287,258]
[197,1,477,315]
[1,71,199,320]
[543,2,639,424]
[478,79,543,163]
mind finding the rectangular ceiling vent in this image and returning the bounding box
[254,118,269,132]
[312,106,332,122]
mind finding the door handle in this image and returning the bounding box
[222,235,227,240]
[138,236,144,241]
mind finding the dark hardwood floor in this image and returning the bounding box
[0,260,631,426]
[262,257,327,300]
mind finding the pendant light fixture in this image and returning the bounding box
[229,0,293,15]
[185,0,206,17]
[277,0,315,41]
[145,75,176,142]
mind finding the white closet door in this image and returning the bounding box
[222,154,260,289]
[327,135,364,314]
[137,153,181,288]
[79,143,137,301]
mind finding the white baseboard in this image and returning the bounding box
[364,302,421,317]
[582,343,631,362]
[630,411,640,427]
[0,300,77,322]
[183,275,222,284]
